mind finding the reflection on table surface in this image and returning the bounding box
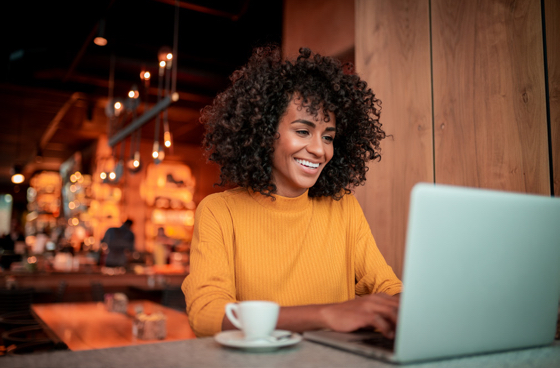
[31,300,196,351]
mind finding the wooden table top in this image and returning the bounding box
[31,300,196,351]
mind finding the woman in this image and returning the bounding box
[182,45,402,339]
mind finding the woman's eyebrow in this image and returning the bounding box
[291,119,336,132]
[291,119,315,127]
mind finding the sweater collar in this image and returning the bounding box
[249,188,312,212]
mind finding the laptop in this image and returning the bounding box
[304,183,560,364]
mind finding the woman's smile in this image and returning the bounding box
[295,158,320,169]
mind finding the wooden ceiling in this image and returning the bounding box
[0,0,282,189]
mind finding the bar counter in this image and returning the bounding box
[3,267,188,290]
[2,337,560,367]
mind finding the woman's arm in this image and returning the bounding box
[222,293,400,339]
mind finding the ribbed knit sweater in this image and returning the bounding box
[182,187,402,337]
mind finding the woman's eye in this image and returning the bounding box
[323,135,334,143]
[296,130,309,136]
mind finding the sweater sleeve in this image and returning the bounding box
[348,195,402,296]
[182,195,236,337]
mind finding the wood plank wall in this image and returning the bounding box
[432,0,549,194]
[354,0,433,279]
[356,0,556,278]
[282,0,354,60]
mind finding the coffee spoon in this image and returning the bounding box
[256,332,294,343]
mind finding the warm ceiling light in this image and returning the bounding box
[141,71,151,80]
[94,36,107,46]
[100,172,107,180]
[128,85,139,99]
[94,19,107,46]
[152,141,160,159]
[109,172,116,180]
[11,173,24,184]
[127,151,142,173]
[11,165,24,184]
[164,131,172,148]
[159,60,166,68]
[166,53,173,60]
[114,101,122,110]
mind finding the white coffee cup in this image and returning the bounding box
[225,301,280,340]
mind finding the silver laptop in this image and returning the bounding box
[304,183,560,364]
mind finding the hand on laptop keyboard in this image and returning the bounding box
[319,293,399,339]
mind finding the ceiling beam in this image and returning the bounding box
[153,0,250,21]
[39,92,86,150]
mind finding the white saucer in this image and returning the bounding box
[214,330,302,351]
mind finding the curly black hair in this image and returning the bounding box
[201,45,385,199]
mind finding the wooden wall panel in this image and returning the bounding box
[545,0,560,196]
[355,0,433,278]
[431,0,550,194]
[282,0,354,59]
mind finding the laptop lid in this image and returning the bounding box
[305,183,560,364]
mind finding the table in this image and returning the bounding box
[30,300,196,351]
[2,336,560,368]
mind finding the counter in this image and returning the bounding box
[2,336,560,368]
[3,270,188,289]
[1,268,188,303]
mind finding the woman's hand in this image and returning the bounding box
[319,293,400,338]
[222,293,400,339]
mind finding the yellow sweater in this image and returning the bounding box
[182,187,402,337]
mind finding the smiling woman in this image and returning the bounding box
[271,97,336,197]
[201,45,385,200]
[183,45,401,339]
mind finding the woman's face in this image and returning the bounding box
[271,98,336,197]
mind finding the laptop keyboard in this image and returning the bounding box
[357,334,395,351]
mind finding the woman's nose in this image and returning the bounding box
[306,135,325,156]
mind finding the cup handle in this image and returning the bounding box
[225,303,243,330]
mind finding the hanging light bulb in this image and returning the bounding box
[94,19,108,46]
[164,131,172,148]
[140,70,151,83]
[127,151,142,173]
[154,147,165,165]
[106,98,124,118]
[11,165,24,184]
[152,141,160,159]
[100,172,107,180]
[124,85,140,114]
[158,46,172,76]
[127,84,139,99]
[113,100,123,116]
[165,52,173,70]
[133,151,141,168]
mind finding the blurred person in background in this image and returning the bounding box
[101,219,135,268]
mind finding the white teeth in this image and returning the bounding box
[295,159,320,168]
